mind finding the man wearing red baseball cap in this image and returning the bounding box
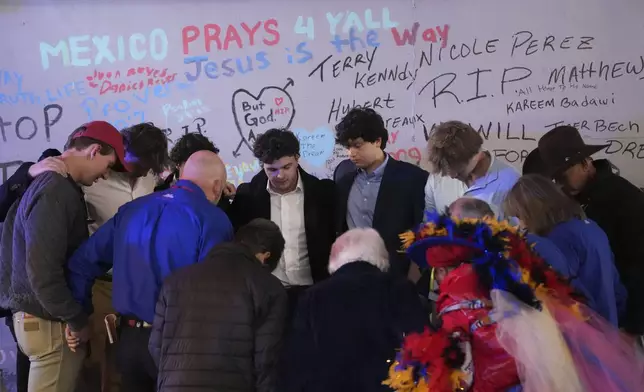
[67,120,132,176]
[0,121,173,391]
[0,121,129,392]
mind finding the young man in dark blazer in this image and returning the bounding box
[229,128,335,313]
[334,108,428,279]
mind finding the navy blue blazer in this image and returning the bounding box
[334,157,428,277]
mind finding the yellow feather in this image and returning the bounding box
[520,268,537,288]
[461,217,480,226]
[399,231,416,250]
[419,224,436,237]
[450,370,468,390]
[569,302,588,321]
[382,362,428,391]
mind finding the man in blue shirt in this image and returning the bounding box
[67,150,233,392]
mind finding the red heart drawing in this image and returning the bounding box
[274,97,284,106]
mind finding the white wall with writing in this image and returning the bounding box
[2,0,644,186]
[1,0,643,389]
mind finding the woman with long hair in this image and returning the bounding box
[503,174,625,325]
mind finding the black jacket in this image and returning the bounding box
[576,159,644,334]
[0,149,61,222]
[0,163,32,222]
[228,167,335,283]
[334,157,428,278]
[149,243,288,392]
[153,171,177,192]
[278,261,428,391]
[154,170,232,213]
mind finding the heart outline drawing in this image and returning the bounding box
[231,78,296,157]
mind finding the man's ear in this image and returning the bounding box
[88,144,100,159]
[581,158,593,171]
[472,150,484,164]
[210,179,224,202]
[374,137,382,149]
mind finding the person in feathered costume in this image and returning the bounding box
[383,212,644,392]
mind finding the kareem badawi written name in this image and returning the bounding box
[506,94,615,115]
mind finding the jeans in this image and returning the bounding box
[13,313,85,392]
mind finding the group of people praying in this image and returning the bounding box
[0,106,643,392]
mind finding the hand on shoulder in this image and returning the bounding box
[28,157,68,179]
[223,182,236,197]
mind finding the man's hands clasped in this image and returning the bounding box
[65,324,90,352]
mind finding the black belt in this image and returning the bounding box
[120,316,152,328]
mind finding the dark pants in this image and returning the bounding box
[416,269,431,299]
[5,315,29,392]
[286,285,310,322]
[115,323,156,392]
[278,285,311,386]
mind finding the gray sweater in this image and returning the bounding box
[0,172,89,331]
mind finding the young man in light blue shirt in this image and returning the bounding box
[425,121,520,220]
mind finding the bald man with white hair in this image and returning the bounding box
[67,150,234,391]
[327,227,390,273]
[449,197,495,220]
[279,228,428,392]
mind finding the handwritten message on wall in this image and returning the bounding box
[1,0,643,188]
[1,1,643,388]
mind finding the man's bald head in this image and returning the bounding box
[449,197,494,220]
[180,150,227,203]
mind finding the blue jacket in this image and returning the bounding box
[528,219,626,325]
[67,180,234,323]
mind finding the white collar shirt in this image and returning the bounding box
[267,173,312,286]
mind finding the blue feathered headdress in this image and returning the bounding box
[400,212,578,310]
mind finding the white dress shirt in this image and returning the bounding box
[83,171,157,234]
[424,173,468,215]
[268,174,312,287]
[83,171,157,275]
